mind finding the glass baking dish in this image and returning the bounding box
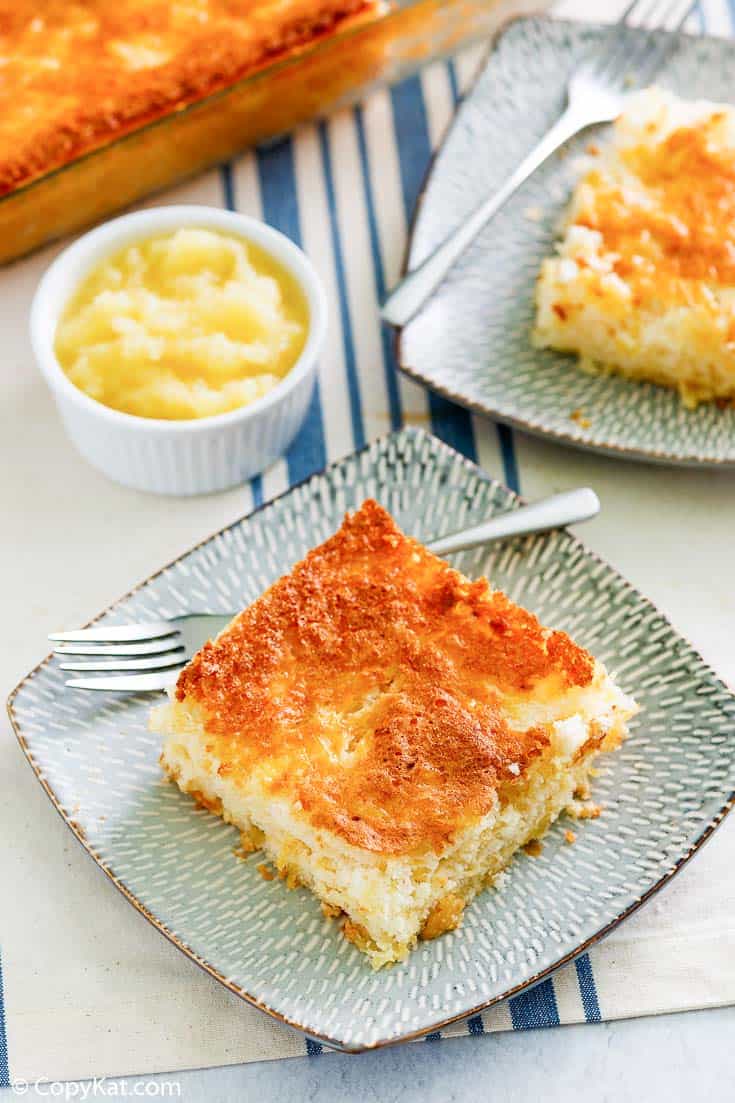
[0,0,546,265]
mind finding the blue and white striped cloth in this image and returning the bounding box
[207,0,726,1054]
[4,0,735,1081]
[223,54,573,1053]
[216,49,516,511]
[217,31,591,1058]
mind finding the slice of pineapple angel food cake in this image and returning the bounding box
[151,500,636,967]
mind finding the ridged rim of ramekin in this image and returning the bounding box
[30,205,328,434]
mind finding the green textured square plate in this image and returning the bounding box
[8,429,735,1050]
[398,17,735,466]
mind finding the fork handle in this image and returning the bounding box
[426,487,599,557]
[381,106,588,328]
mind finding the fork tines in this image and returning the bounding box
[50,619,186,691]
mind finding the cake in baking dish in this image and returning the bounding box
[0,0,382,197]
[151,499,636,967]
[534,87,735,408]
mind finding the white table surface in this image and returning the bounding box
[1,1007,733,1100]
[3,246,733,1103]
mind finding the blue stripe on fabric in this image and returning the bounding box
[497,423,520,494]
[305,1038,323,1056]
[220,162,265,508]
[354,106,402,431]
[257,138,327,483]
[318,121,365,450]
[390,76,476,463]
[575,954,602,1023]
[0,952,9,1087]
[250,474,264,508]
[467,1015,484,1036]
[448,59,461,106]
[285,383,326,483]
[509,980,560,1030]
[220,162,236,212]
[424,396,473,459]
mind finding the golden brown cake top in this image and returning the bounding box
[577,100,735,301]
[177,500,596,856]
[0,0,371,196]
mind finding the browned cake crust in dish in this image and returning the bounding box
[0,0,378,196]
[176,499,600,857]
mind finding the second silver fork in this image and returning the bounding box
[381,0,698,327]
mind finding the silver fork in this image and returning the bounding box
[50,486,599,693]
[381,0,698,328]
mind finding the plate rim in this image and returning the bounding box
[7,424,735,1051]
[395,14,735,470]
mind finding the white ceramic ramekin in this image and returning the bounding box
[30,206,327,495]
